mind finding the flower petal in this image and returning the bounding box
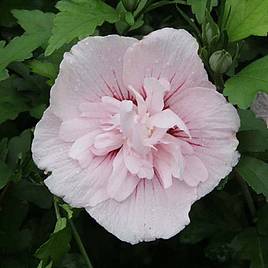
[59,118,98,142]
[149,109,190,136]
[168,87,240,197]
[182,155,208,187]
[144,77,170,114]
[50,35,138,120]
[69,131,100,160]
[31,108,71,171]
[123,28,208,95]
[45,156,112,207]
[87,178,196,244]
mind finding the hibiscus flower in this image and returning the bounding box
[32,28,240,244]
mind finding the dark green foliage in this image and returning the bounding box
[0,0,268,267]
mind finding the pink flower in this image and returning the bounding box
[32,28,240,244]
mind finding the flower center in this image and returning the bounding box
[67,77,190,181]
[115,78,190,154]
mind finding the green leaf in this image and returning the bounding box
[0,76,29,124]
[59,253,87,268]
[0,161,13,189]
[238,110,268,152]
[0,196,31,253]
[237,156,268,197]
[257,204,268,236]
[59,204,74,219]
[231,227,268,268]
[0,69,9,81]
[125,11,135,26]
[224,0,268,42]
[37,260,53,268]
[30,104,47,119]
[0,10,54,73]
[12,180,53,209]
[30,60,57,83]
[45,0,119,56]
[224,55,268,108]
[12,9,54,35]
[0,138,9,162]
[180,192,242,244]
[187,0,218,23]
[238,130,268,153]
[35,218,72,264]
[7,129,32,168]
[238,109,267,131]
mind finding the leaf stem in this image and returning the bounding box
[53,197,93,267]
[144,0,188,13]
[53,196,61,220]
[236,171,257,221]
[214,73,224,92]
[69,219,94,268]
[176,5,201,39]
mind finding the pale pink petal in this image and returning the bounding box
[123,28,208,95]
[123,145,142,174]
[94,132,123,154]
[50,35,138,120]
[167,87,239,131]
[111,174,140,202]
[31,109,71,171]
[128,85,147,115]
[87,178,196,244]
[59,118,98,142]
[149,109,190,136]
[154,157,173,188]
[153,144,184,188]
[182,155,208,187]
[137,164,154,180]
[101,96,121,108]
[168,87,239,197]
[32,109,109,207]
[119,100,135,137]
[107,149,128,200]
[144,77,170,114]
[45,156,112,207]
[79,102,119,118]
[68,131,100,160]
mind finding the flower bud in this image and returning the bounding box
[122,0,140,12]
[203,21,220,46]
[202,11,220,47]
[209,50,232,74]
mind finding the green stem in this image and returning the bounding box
[122,0,188,34]
[214,73,224,92]
[70,219,94,268]
[53,197,61,220]
[236,172,257,222]
[144,0,188,13]
[54,197,93,268]
[176,5,201,39]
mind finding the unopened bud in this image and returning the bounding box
[209,50,232,74]
[122,0,140,12]
[203,21,220,46]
